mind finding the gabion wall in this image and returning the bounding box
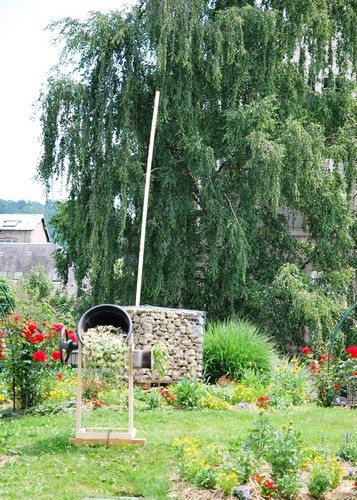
[123,305,205,386]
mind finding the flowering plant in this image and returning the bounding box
[0,313,64,409]
[336,346,357,391]
[82,325,128,370]
[299,346,340,406]
[82,325,128,398]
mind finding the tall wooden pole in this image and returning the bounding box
[129,90,160,434]
[135,90,160,307]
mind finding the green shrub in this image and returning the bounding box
[0,276,16,315]
[267,357,314,408]
[172,378,207,408]
[203,319,276,383]
[307,457,342,499]
[336,432,357,463]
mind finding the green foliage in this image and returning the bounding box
[24,266,53,301]
[275,473,302,499]
[0,314,62,409]
[36,1,356,324]
[267,357,313,408]
[308,456,342,499]
[172,377,206,409]
[336,433,357,464]
[152,341,172,386]
[264,420,305,478]
[0,276,16,315]
[203,319,275,383]
[14,267,77,329]
[244,264,356,350]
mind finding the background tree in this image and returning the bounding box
[38,0,356,348]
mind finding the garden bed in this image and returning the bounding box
[170,467,357,499]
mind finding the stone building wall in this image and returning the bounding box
[123,305,205,386]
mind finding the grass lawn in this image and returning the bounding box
[0,405,356,499]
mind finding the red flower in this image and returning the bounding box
[334,384,341,390]
[35,333,44,342]
[252,474,263,484]
[213,463,221,467]
[91,397,103,408]
[300,347,311,355]
[0,353,2,359]
[318,359,324,364]
[55,373,63,379]
[265,480,277,490]
[346,346,357,359]
[353,371,357,376]
[22,321,38,334]
[322,353,332,360]
[51,350,61,361]
[29,337,38,343]
[33,351,48,363]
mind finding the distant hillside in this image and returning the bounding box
[0,199,58,241]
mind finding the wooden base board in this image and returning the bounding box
[68,437,146,446]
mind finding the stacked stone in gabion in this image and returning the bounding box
[123,305,205,386]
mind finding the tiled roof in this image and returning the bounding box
[0,243,60,280]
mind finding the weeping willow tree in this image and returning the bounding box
[38,1,356,342]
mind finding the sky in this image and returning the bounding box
[0,0,136,203]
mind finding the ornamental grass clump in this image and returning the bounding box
[203,319,275,383]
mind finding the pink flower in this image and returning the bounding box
[13,314,20,320]
[52,323,64,331]
[67,330,77,342]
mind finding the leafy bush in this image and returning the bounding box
[0,314,63,409]
[267,357,313,408]
[203,319,276,383]
[172,378,207,408]
[307,455,342,499]
[0,276,16,314]
[336,432,357,464]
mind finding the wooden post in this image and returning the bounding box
[76,343,83,434]
[135,90,160,307]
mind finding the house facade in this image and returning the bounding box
[0,214,76,294]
